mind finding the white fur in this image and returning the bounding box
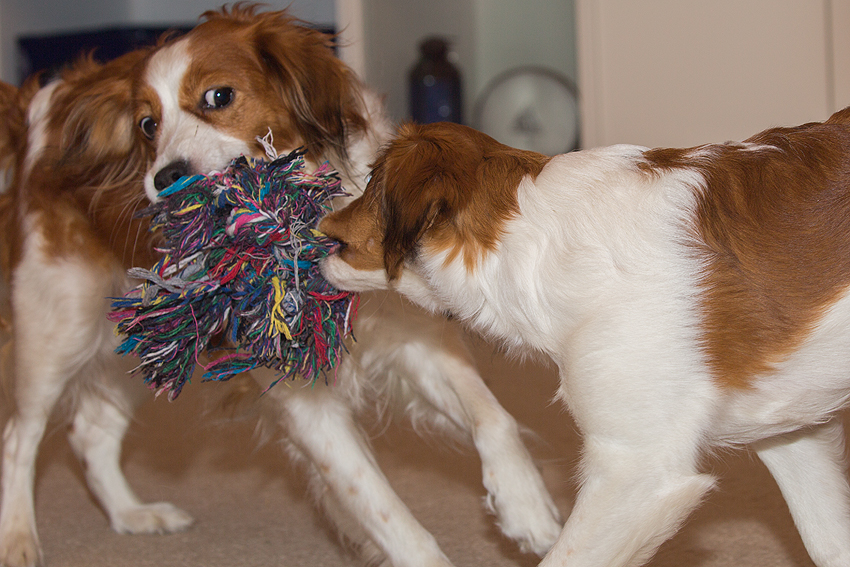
[134,32,562,567]
[20,83,58,179]
[0,213,193,567]
[321,144,850,567]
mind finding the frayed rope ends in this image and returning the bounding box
[109,150,357,400]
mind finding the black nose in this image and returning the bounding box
[153,160,192,192]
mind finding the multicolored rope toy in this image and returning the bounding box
[109,150,357,400]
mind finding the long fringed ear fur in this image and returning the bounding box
[0,77,34,273]
[32,50,158,269]
[378,123,483,280]
[51,50,150,188]
[246,9,368,162]
[376,122,550,280]
[0,80,24,174]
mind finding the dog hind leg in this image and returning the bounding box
[0,375,60,567]
[287,442,386,565]
[0,258,99,567]
[0,330,86,566]
[754,419,850,567]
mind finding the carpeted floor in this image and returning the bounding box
[28,338,822,567]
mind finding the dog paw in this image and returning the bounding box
[111,502,194,535]
[0,529,43,567]
[482,461,563,557]
[485,490,562,556]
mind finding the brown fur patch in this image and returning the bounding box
[8,50,158,274]
[0,76,38,273]
[643,108,850,388]
[368,122,550,279]
[319,192,386,272]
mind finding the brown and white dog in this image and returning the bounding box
[320,119,850,567]
[0,6,562,567]
[0,52,194,567]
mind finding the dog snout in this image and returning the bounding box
[153,160,192,192]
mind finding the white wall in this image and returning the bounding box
[0,0,334,83]
[1,0,577,129]
[126,0,333,26]
[576,0,849,148]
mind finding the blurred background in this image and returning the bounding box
[2,0,848,151]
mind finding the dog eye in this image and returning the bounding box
[203,87,234,109]
[139,116,157,140]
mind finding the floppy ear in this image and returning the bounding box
[378,122,549,279]
[250,11,368,161]
[52,51,149,185]
[0,75,40,173]
[0,79,23,273]
[379,124,482,279]
[0,80,21,173]
[24,51,159,268]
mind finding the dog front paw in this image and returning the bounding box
[0,528,43,567]
[111,502,194,534]
[484,489,562,556]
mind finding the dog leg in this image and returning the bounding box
[754,419,850,567]
[286,441,386,565]
[0,401,56,567]
[0,267,95,567]
[67,379,193,535]
[0,338,76,567]
[540,437,715,567]
[388,337,562,556]
[353,294,562,554]
[272,385,454,567]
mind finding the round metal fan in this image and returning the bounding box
[473,66,579,155]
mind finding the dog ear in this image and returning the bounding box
[53,51,149,185]
[0,80,21,173]
[378,123,482,280]
[0,80,24,273]
[0,76,40,174]
[252,12,368,162]
[378,122,548,279]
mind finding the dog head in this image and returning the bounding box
[320,122,549,309]
[135,4,370,202]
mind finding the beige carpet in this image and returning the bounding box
[28,338,822,567]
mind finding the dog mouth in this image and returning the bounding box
[324,241,345,255]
